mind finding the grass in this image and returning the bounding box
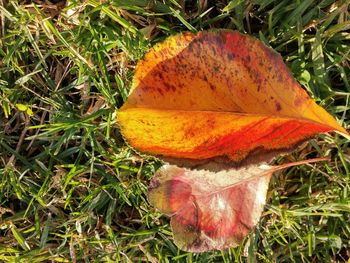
[0,0,349,262]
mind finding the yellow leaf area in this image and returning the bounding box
[118,108,335,162]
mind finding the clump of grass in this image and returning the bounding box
[0,0,349,262]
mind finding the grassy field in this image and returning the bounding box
[0,0,349,262]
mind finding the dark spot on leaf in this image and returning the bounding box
[275,102,282,111]
[277,74,283,82]
[201,75,216,90]
[156,71,164,80]
[294,95,307,107]
[164,83,177,92]
[185,224,196,233]
[188,43,194,52]
[227,53,235,60]
[157,88,164,96]
[206,118,216,129]
[213,65,220,72]
[209,83,216,91]
[149,178,160,190]
[142,85,152,91]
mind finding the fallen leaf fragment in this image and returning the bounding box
[148,158,330,252]
[149,163,272,252]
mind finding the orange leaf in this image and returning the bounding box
[118,31,347,164]
[117,30,348,251]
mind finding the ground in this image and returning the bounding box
[0,0,349,262]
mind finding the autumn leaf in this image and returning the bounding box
[148,158,331,252]
[149,163,273,252]
[117,30,348,251]
[118,30,347,164]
